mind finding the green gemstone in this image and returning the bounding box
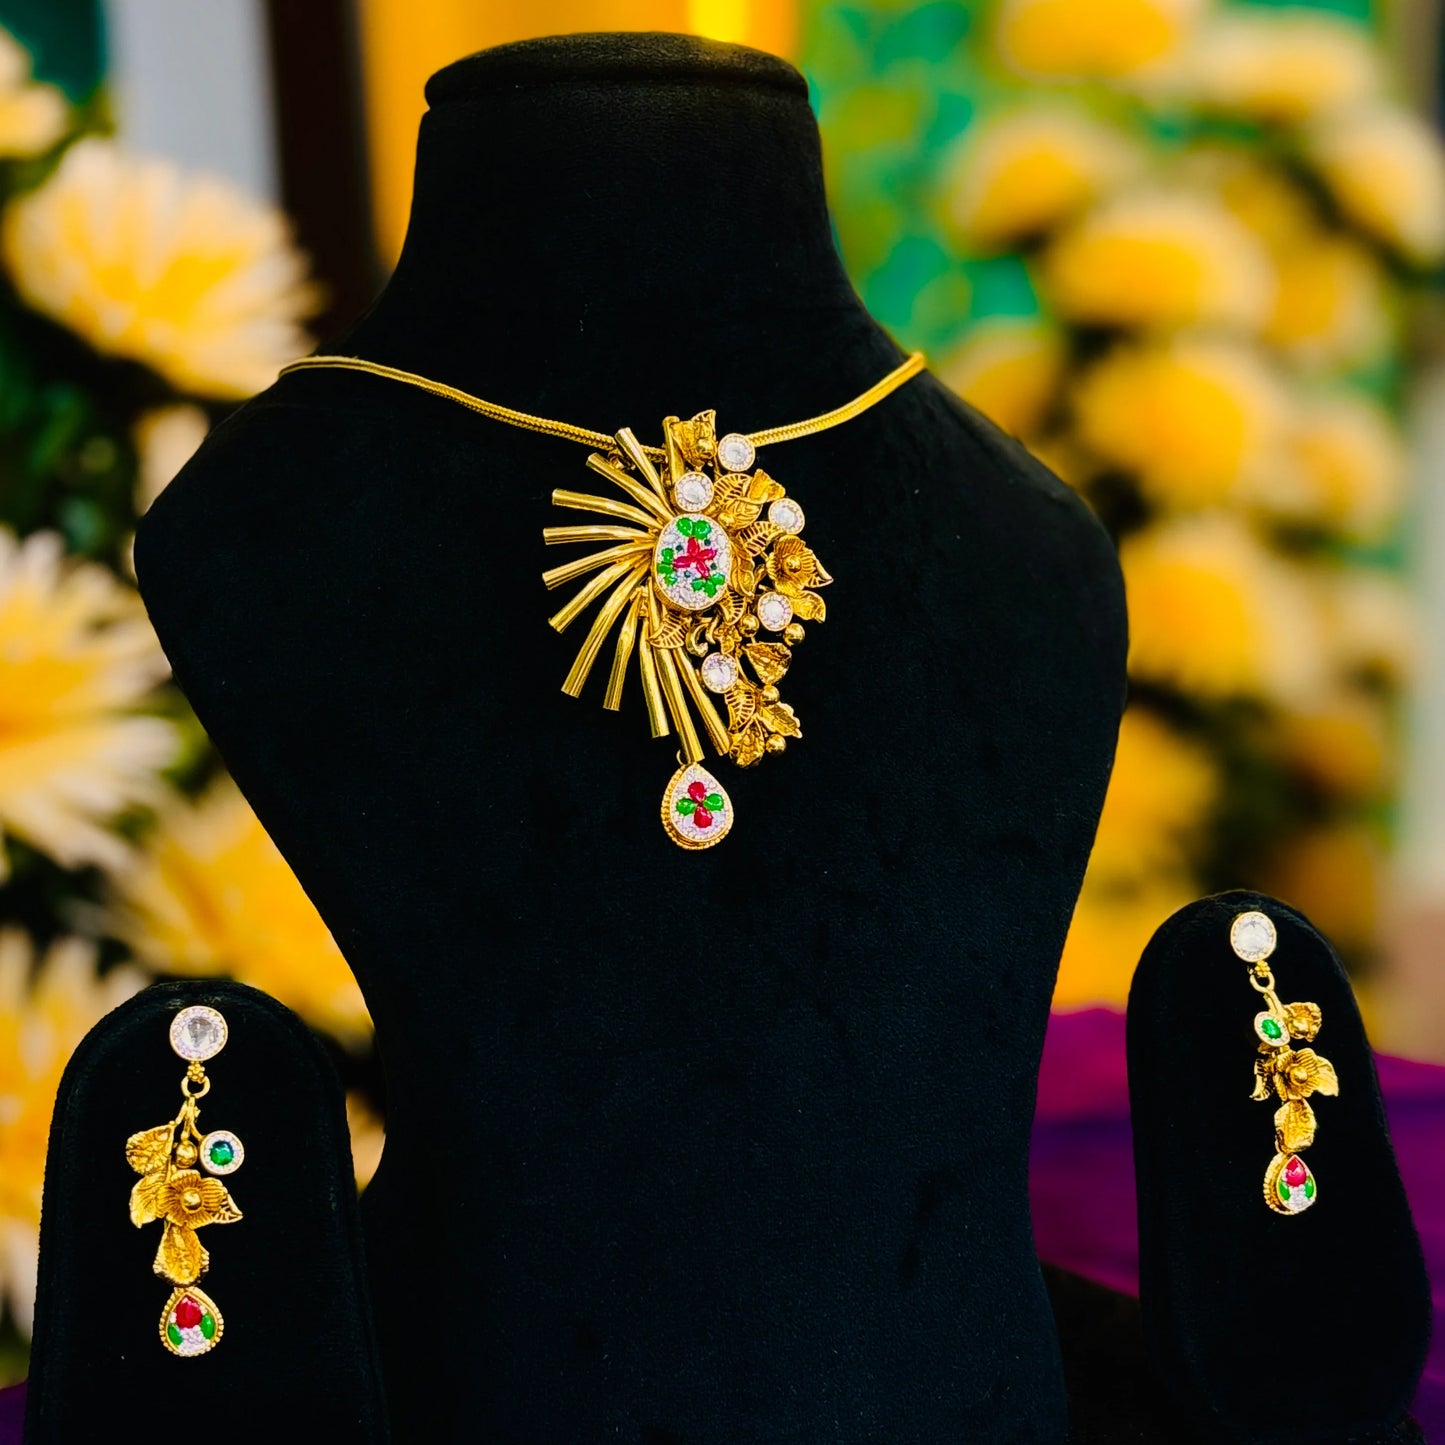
[1262,1018,1283,1040]
[200,1311,215,1340]
[676,799,696,816]
[168,1322,183,1347]
[209,1140,234,1166]
[705,794,723,809]
[1278,1179,1290,1201]
[1304,1177,1315,1199]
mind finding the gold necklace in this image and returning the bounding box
[279,349,927,849]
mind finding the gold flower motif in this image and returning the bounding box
[766,536,832,622]
[158,1170,241,1232]
[1261,1046,1340,1103]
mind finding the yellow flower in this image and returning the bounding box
[346,1092,385,1192]
[1263,392,1404,541]
[937,319,1065,438]
[1263,821,1383,953]
[1120,512,1324,703]
[0,931,145,1335]
[1265,233,1389,371]
[1319,570,1416,689]
[940,107,1140,252]
[1072,337,1288,509]
[107,777,371,1043]
[1276,692,1391,801]
[133,404,209,515]
[2,137,318,398]
[1307,105,1445,265]
[1055,871,1198,1008]
[1042,190,1274,333]
[994,0,1205,81]
[0,528,178,878]
[1184,11,1381,124]
[1089,707,1218,882]
[0,27,65,158]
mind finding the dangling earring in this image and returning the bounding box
[1231,911,1339,1215]
[125,1005,244,1354]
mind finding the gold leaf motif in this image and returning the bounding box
[716,497,763,529]
[647,611,689,649]
[154,1222,208,1285]
[130,1170,168,1228]
[760,702,802,738]
[671,410,716,467]
[713,587,742,625]
[126,1124,174,1176]
[725,680,760,732]
[1275,1098,1317,1152]
[747,469,785,504]
[729,558,759,597]
[791,590,827,623]
[1251,1058,1272,1101]
[742,642,792,686]
[735,521,779,556]
[730,723,767,768]
[686,622,710,657]
[1284,1001,1323,1041]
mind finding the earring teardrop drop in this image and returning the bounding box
[661,762,733,849]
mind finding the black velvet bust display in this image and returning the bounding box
[133,34,1128,1440]
[1128,892,1431,1445]
[24,981,388,1442]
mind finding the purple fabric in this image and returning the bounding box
[2,1006,1437,1441]
[1032,1007,1445,1438]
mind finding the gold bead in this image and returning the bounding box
[761,685,780,704]
[182,1189,202,1212]
[765,734,787,754]
[783,623,805,645]
[176,1141,198,1167]
[740,615,760,635]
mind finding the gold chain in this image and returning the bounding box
[278,350,927,460]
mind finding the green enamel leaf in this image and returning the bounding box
[660,547,674,562]
[678,517,695,537]
[1278,1180,1290,1201]
[705,794,723,809]
[691,578,707,591]
[1304,1178,1315,1199]
[201,1311,216,1339]
[676,799,696,815]
[167,1323,183,1346]
[694,519,711,537]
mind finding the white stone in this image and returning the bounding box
[654,514,732,613]
[701,652,738,693]
[674,471,714,510]
[756,592,794,632]
[717,433,755,473]
[1230,910,1277,963]
[768,498,805,534]
[170,1006,228,1061]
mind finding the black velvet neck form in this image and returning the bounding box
[134,33,1129,1440]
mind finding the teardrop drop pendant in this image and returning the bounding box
[544,413,827,849]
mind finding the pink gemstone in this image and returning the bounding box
[694,806,714,829]
[687,781,708,803]
[1283,1156,1308,1188]
[174,1295,203,1329]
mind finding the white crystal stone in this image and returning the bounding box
[717,433,755,473]
[768,498,805,534]
[170,1005,228,1061]
[701,652,739,693]
[756,592,794,632]
[1230,910,1277,963]
[654,514,732,612]
[674,471,714,510]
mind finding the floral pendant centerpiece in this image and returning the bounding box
[542,409,830,849]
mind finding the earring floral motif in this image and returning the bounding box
[126,1005,243,1355]
[1231,910,1339,1215]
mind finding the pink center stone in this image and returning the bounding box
[174,1295,203,1329]
[1283,1156,1308,1188]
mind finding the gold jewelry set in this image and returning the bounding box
[123,364,1342,1355]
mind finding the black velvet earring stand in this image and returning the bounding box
[132,34,1128,1440]
[1128,892,1431,1445]
[24,980,388,1442]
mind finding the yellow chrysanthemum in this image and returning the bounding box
[107,777,371,1043]
[1055,871,1198,1008]
[1041,190,1274,333]
[2,137,317,398]
[1265,233,1389,371]
[1071,337,1288,509]
[941,107,1140,252]
[1263,822,1383,954]
[994,0,1205,81]
[1120,512,1324,703]
[0,528,177,878]
[1089,707,1218,881]
[1319,570,1417,688]
[0,27,65,159]
[0,931,145,1336]
[937,319,1065,437]
[346,1092,385,1192]
[1264,392,1404,541]
[1184,11,1381,124]
[1307,105,1445,265]
[1276,692,1391,802]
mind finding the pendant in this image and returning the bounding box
[542,412,829,849]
